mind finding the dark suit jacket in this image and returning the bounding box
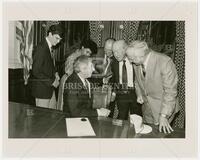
[63,72,98,117]
[110,57,120,86]
[31,40,56,99]
[96,47,105,58]
[110,57,136,94]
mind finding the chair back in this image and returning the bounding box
[56,74,69,111]
[92,84,112,109]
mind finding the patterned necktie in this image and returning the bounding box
[85,79,89,93]
[85,79,91,98]
[141,64,146,77]
[122,60,128,88]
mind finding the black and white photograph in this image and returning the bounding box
[2,0,198,159]
[8,20,185,138]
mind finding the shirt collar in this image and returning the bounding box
[124,57,129,62]
[104,54,107,59]
[46,37,52,51]
[77,73,87,86]
[120,57,129,63]
[143,51,151,68]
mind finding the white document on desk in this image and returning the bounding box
[65,118,96,137]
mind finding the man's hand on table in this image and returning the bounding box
[97,108,110,117]
[159,114,174,134]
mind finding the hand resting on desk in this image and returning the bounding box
[97,108,110,117]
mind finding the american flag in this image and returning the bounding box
[16,21,34,85]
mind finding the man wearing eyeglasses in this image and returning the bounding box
[31,24,63,109]
[126,40,180,134]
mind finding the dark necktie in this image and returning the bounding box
[122,60,128,88]
[85,79,89,93]
[50,47,56,66]
[141,64,146,77]
[131,62,135,83]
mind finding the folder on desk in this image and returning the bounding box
[65,118,96,137]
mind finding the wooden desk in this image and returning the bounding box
[9,102,185,138]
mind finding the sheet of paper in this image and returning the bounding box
[65,118,96,137]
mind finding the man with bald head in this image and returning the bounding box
[94,38,115,80]
[126,40,179,134]
[110,40,142,120]
[104,38,115,58]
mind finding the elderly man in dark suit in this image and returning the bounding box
[110,40,142,120]
[31,24,63,109]
[126,40,179,133]
[63,55,110,117]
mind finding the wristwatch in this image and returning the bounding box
[160,113,169,119]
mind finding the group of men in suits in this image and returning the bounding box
[31,24,179,133]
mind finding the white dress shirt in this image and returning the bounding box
[103,54,107,65]
[46,37,52,52]
[119,57,134,87]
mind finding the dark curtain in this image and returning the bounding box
[150,21,176,45]
[137,21,176,59]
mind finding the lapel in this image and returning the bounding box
[74,73,86,88]
[134,65,145,91]
[74,73,90,98]
[44,40,55,67]
[144,51,156,84]
[134,51,157,91]
[44,39,51,56]
[113,58,119,83]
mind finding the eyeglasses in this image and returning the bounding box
[131,55,145,60]
[54,35,62,41]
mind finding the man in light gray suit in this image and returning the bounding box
[126,40,180,134]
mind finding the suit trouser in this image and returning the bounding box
[116,89,142,120]
[35,91,57,109]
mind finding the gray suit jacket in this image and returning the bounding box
[93,47,113,78]
[134,51,180,124]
